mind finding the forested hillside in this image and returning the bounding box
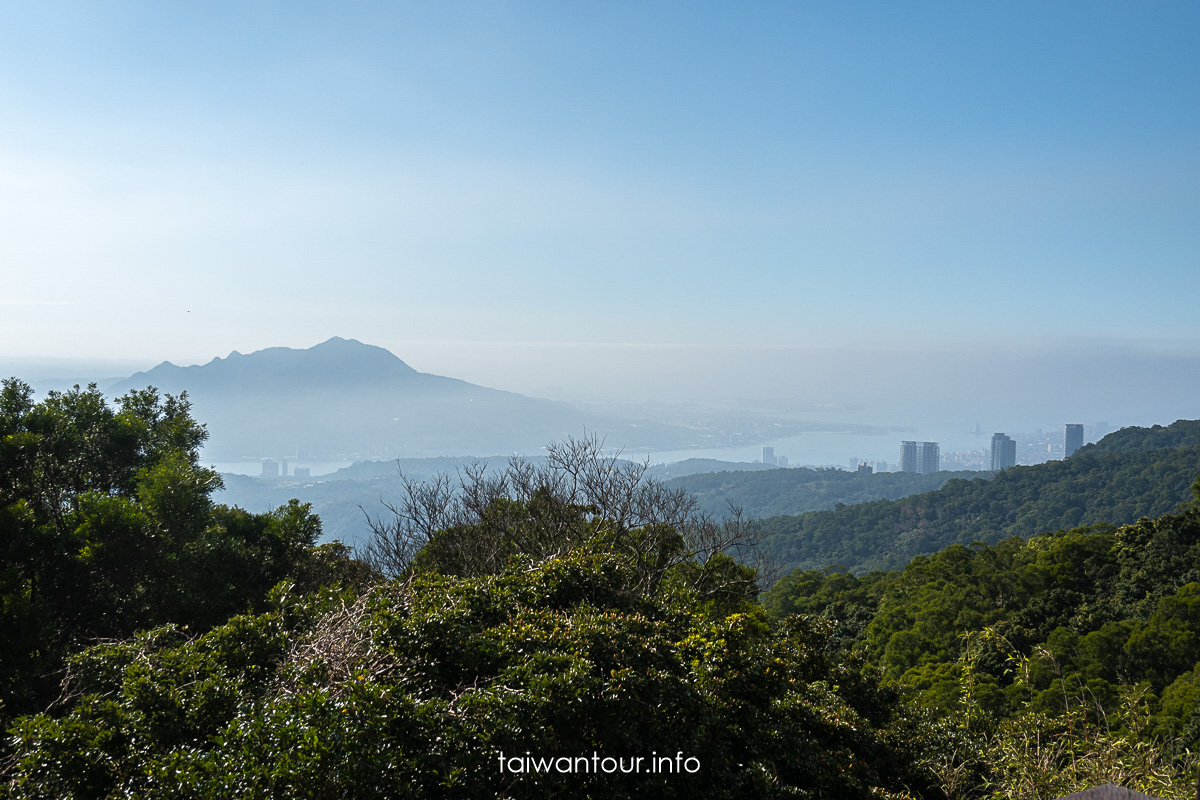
[763,480,1200,797]
[1084,419,1200,454]
[0,393,930,799]
[759,420,1200,574]
[667,466,977,519]
[7,385,1200,799]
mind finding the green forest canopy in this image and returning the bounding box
[5,383,1200,799]
[0,379,360,726]
[764,475,1200,745]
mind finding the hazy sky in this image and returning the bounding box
[1,2,1198,421]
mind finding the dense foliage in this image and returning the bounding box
[7,388,1200,799]
[759,424,1200,573]
[1,408,935,799]
[3,546,935,799]
[0,380,348,732]
[764,478,1200,796]
[1084,419,1200,454]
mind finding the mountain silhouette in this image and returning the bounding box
[108,338,694,460]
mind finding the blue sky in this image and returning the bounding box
[1,2,1198,417]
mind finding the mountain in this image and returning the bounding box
[107,338,700,461]
[758,419,1200,575]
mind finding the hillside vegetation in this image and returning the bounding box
[759,420,1200,574]
[668,466,977,519]
[219,459,975,547]
[217,457,781,545]
[763,478,1200,798]
[6,384,1200,799]
[1,396,930,799]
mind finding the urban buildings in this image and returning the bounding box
[762,446,775,466]
[900,441,940,474]
[990,433,1017,471]
[1065,424,1084,457]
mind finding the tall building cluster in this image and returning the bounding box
[765,420,1092,477]
[259,458,310,480]
[900,441,940,474]
[761,446,788,467]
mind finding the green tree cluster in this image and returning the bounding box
[9,382,1200,799]
[763,481,1200,746]
[4,546,932,799]
[0,380,339,729]
[762,479,1200,797]
[2,429,936,799]
[1084,420,1200,454]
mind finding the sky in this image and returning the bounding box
[1,2,1198,428]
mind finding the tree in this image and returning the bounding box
[0,379,325,724]
[361,435,771,607]
[2,432,938,799]
[4,541,932,799]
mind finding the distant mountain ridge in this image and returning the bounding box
[125,338,419,393]
[108,338,700,461]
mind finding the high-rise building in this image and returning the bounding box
[260,459,279,479]
[922,441,940,474]
[900,441,940,474]
[990,433,1017,471]
[762,446,776,466]
[857,462,874,474]
[1065,424,1084,457]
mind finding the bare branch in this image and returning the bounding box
[361,435,768,602]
